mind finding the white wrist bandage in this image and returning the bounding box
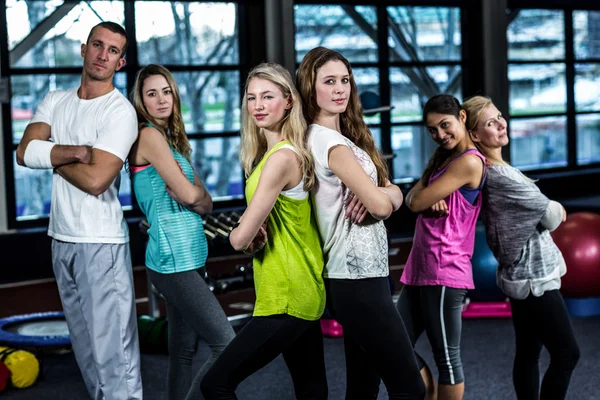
[23,140,56,169]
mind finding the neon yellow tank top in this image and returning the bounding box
[246,141,326,320]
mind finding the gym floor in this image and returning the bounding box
[2,316,599,399]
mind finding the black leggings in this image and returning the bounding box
[396,285,467,385]
[200,314,327,400]
[325,277,426,400]
[510,290,580,400]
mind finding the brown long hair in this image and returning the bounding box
[420,94,466,185]
[296,46,389,186]
[131,64,191,161]
[240,63,316,191]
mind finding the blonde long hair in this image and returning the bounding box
[131,64,192,161]
[462,95,509,167]
[296,47,389,186]
[240,63,316,191]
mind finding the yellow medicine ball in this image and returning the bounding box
[0,346,39,389]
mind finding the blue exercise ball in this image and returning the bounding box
[469,224,505,301]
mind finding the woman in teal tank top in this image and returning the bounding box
[201,63,328,400]
[129,64,235,400]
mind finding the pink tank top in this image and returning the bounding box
[401,149,486,289]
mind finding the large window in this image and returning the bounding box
[3,1,246,225]
[573,10,600,165]
[294,3,463,181]
[507,9,600,171]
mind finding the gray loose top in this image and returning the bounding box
[482,165,566,300]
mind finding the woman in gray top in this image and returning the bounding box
[462,96,580,400]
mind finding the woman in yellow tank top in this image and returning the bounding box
[201,63,328,400]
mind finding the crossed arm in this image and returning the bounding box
[17,122,131,196]
[16,122,91,168]
[405,154,484,213]
[328,145,398,221]
[137,126,212,215]
[55,151,125,196]
[229,150,299,252]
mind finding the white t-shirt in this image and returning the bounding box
[30,87,138,243]
[307,124,388,279]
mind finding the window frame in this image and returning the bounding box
[506,2,600,175]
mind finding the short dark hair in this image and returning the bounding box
[87,21,128,57]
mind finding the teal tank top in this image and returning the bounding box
[131,145,208,274]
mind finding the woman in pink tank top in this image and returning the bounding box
[397,94,486,400]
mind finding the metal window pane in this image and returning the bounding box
[7,1,124,68]
[387,6,461,63]
[294,5,378,63]
[577,113,600,165]
[573,11,600,60]
[170,71,240,134]
[508,63,566,116]
[189,137,243,201]
[391,125,431,180]
[13,152,53,220]
[390,66,462,123]
[575,63,600,112]
[369,127,381,150]
[135,2,239,66]
[508,9,564,61]
[510,116,567,170]
[119,168,133,210]
[353,67,380,125]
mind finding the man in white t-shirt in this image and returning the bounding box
[16,22,142,400]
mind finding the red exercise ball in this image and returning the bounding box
[551,212,600,298]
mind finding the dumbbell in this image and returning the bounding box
[203,219,218,240]
[206,215,231,237]
[235,263,254,283]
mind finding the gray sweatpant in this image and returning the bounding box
[52,240,142,400]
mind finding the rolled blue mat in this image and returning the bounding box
[0,312,70,347]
